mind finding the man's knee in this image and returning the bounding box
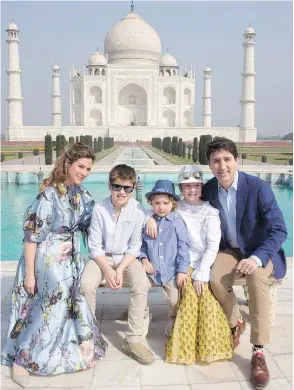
[210,267,223,290]
[246,267,270,290]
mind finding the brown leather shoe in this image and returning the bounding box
[232,320,246,349]
[250,352,270,388]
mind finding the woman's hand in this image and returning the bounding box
[176,273,188,291]
[193,280,205,297]
[142,258,155,274]
[146,218,158,239]
[24,274,37,295]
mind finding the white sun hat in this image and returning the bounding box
[178,165,204,184]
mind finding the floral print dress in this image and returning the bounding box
[1,185,107,375]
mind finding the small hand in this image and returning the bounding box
[236,258,259,275]
[115,267,124,290]
[146,218,158,239]
[193,280,205,297]
[104,267,119,290]
[176,272,188,291]
[24,274,37,296]
[142,258,155,274]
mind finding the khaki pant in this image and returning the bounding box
[81,257,150,343]
[146,277,179,320]
[210,249,273,345]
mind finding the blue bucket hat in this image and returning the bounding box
[145,180,180,202]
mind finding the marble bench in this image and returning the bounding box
[100,275,286,326]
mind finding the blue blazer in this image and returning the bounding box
[202,171,287,279]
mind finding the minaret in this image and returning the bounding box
[240,25,256,130]
[6,22,23,128]
[52,64,62,126]
[202,66,212,127]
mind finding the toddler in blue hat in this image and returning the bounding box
[140,180,190,337]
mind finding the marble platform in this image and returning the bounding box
[0,259,292,390]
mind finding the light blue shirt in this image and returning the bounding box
[88,196,146,264]
[140,212,190,285]
[218,171,261,266]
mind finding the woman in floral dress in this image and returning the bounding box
[1,143,107,387]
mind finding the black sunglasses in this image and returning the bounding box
[111,183,135,193]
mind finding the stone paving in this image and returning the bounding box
[0,260,292,389]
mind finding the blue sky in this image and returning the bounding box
[1,1,292,136]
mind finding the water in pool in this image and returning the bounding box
[1,181,293,260]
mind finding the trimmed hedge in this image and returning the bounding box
[45,134,53,165]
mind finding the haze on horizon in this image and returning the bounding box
[1,1,292,137]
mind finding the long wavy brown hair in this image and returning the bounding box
[41,142,95,195]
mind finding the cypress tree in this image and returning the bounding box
[98,137,103,151]
[192,137,198,163]
[178,138,183,157]
[56,135,62,158]
[188,143,192,160]
[45,134,53,165]
[182,142,186,159]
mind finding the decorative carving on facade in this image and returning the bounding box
[117,78,149,91]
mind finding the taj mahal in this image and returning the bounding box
[5,3,257,142]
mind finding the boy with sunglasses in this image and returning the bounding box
[81,164,154,365]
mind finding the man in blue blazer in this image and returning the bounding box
[202,137,287,389]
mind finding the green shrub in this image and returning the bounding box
[242,153,247,159]
[18,152,23,159]
[178,138,183,157]
[1,153,5,162]
[192,137,198,163]
[33,148,39,156]
[261,155,267,163]
[199,135,212,165]
[45,134,53,165]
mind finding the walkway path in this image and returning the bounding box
[140,146,173,165]
[93,147,123,165]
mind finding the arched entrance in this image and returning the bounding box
[118,83,147,126]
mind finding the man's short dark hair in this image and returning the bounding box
[109,164,137,185]
[206,137,238,161]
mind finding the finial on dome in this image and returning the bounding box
[131,0,134,12]
[97,46,99,52]
[166,48,169,53]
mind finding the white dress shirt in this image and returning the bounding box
[218,171,262,267]
[88,196,145,265]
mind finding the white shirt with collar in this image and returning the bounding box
[88,196,145,265]
[217,170,262,267]
[177,200,221,282]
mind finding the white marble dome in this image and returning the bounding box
[88,51,106,66]
[160,52,177,67]
[53,64,60,70]
[104,12,161,64]
[7,22,18,30]
[245,26,255,34]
